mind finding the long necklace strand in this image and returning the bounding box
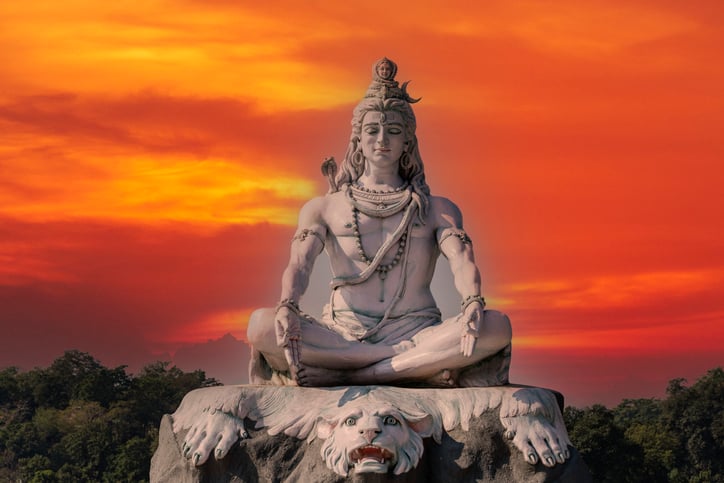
[352,207,407,302]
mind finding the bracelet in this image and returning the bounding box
[461,295,486,312]
[275,298,300,314]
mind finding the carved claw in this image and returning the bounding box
[181,408,248,466]
[502,414,570,467]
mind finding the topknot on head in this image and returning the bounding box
[364,57,420,104]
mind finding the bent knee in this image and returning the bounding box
[247,307,275,349]
[484,310,512,344]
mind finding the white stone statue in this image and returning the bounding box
[152,59,587,481]
[174,385,572,477]
[247,57,513,388]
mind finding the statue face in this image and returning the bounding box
[377,61,392,80]
[316,402,429,476]
[360,111,406,171]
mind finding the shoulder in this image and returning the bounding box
[297,195,328,226]
[428,195,463,227]
[298,190,347,224]
[299,195,325,215]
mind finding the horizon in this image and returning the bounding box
[1,1,723,408]
[6,331,721,409]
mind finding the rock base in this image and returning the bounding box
[151,385,591,483]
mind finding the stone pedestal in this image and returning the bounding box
[151,385,591,483]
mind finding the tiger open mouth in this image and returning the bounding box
[349,445,394,464]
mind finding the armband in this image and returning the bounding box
[292,228,324,244]
[439,228,472,246]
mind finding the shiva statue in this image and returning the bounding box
[247,58,512,388]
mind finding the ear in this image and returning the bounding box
[316,416,338,440]
[405,413,434,438]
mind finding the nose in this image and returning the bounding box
[359,427,381,443]
[376,128,388,146]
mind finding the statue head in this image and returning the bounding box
[335,58,430,209]
[316,400,433,477]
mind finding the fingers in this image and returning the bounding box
[459,311,478,357]
[460,333,476,357]
[275,312,302,348]
[275,317,285,347]
[284,339,302,369]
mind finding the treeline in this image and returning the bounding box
[1,352,722,482]
[564,367,723,482]
[0,350,219,482]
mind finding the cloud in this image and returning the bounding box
[0,217,294,370]
[0,92,357,225]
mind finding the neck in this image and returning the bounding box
[359,165,404,190]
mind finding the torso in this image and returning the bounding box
[320,189,444,317]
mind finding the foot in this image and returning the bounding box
[182,408,250,466]
[425,368,459,388]
[501,414,570,467]
[296,364,348,387]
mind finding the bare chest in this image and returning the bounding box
[324,198,435,262]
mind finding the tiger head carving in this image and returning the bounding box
[315,400,434,476]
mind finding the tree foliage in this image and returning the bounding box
[0,350,219,482]
[565,367,724,483]
[1,352,721,481]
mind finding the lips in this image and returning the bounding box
[350,445,394,464]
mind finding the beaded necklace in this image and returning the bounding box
[351,207,407,281]
[347,183,412,301]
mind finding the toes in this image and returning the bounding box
[546,437,566,464]
[528,434,555,467]
[542,455,556,467]
[184,430,206,459]
[194,433,222,466]
[214,439,232,461]
[214,435,234,460]
[513,433,537,464]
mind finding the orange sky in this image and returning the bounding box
[1,0,722,406]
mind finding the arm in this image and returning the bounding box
[435,199,485,357]
[276,197,327,366]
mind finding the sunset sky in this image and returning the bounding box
[1,0,722,407]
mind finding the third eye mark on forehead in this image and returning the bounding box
[365,112,403,127]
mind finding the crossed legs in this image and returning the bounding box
[246,308,512,387]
